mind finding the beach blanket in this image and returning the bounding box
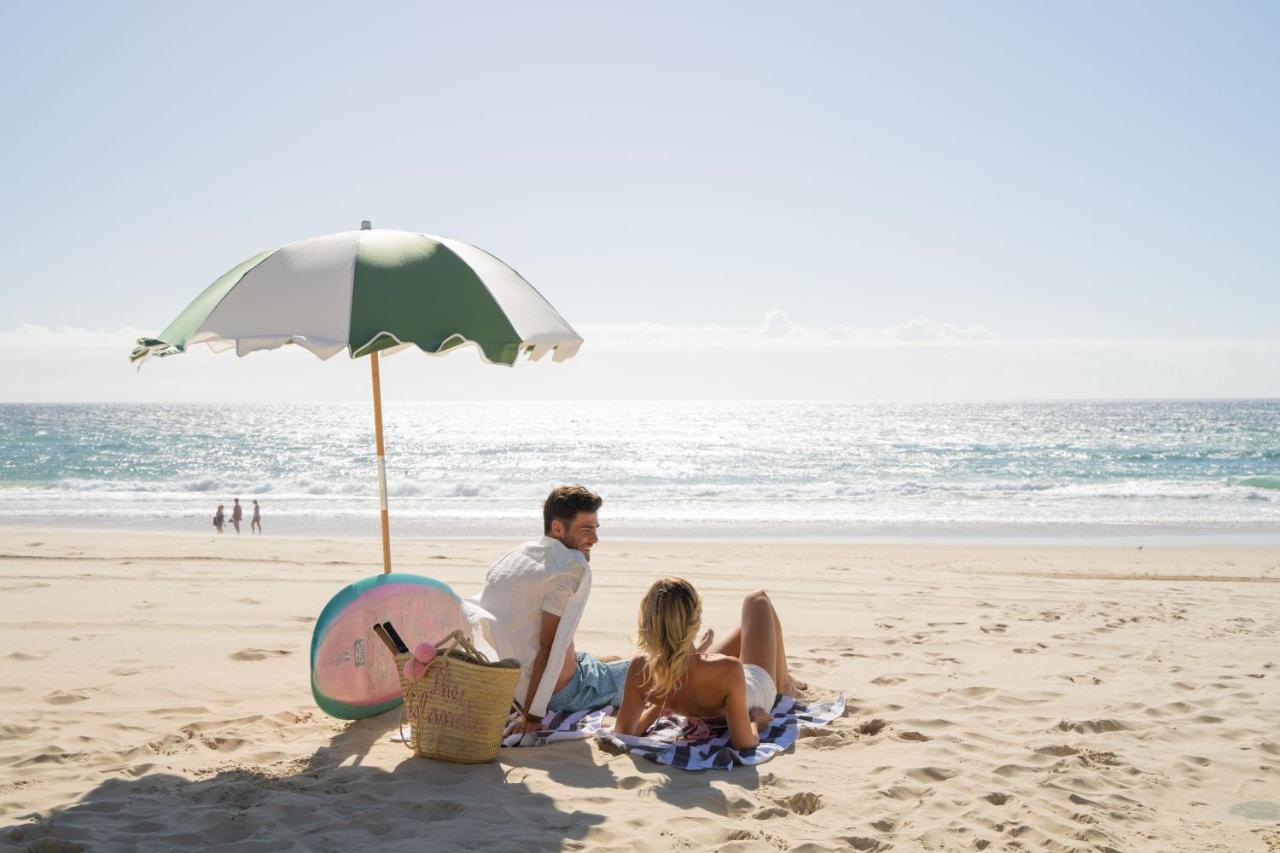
[501,694,846,770]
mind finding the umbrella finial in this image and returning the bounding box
[360,220,372,230]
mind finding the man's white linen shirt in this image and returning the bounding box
[474,536,588,708]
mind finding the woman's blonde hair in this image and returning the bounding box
[636,577,702,701]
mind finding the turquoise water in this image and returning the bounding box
[0,400,1277,540]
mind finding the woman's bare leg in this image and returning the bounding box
[709,625,741,657]
[739,591,791,691]
[769,602,794,695]
[710,592,794,695]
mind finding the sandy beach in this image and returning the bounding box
[1,528,1277,852]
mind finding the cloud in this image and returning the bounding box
[1,322,1277,402]
[0,325,149,351]
[822,317,1000,342]
[578,312,1001,352]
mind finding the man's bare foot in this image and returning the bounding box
[695,628,715,654]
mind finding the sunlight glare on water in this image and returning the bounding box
[0,400,1277,541]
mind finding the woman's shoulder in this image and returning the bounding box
[694,654,744,683]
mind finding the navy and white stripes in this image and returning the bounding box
[499,695,846,771]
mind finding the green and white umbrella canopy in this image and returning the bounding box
[130,226,583,366]
[130,223,582,576]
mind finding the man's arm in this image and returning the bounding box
[511,610,561,735]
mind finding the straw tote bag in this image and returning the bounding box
[398,630,522,764]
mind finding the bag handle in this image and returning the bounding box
[435,629,491,666]
[399,703,414,752]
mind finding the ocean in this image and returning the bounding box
[1,400,1277,542]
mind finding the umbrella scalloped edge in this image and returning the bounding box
[129,329,582,367]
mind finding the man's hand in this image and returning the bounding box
[511,714,544,735]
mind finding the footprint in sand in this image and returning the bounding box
[1065,675,1103,685]
[8,650,48,662]
[45,690,91,705]
[1079,749,1122,766]
[230,648,292,661]
[1057,718,1128,734]
[289,615,316,623]
[0,724,39,741]
[751,805,791,820]
[801,732,857,750]
[773,792,823,815]
[148,705,211,717]
[198,735,246,752]
[897,730,931,742]
[855,719,887,736]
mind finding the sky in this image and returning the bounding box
[1,2,1277,401]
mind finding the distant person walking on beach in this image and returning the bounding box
[251,500,262,534]
[213,504,225,534]
[231,498,243,534]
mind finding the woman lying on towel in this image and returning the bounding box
[614,577,796,750]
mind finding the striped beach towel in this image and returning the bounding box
[502,695,846,770]
[500,704,614,748]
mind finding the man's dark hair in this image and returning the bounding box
[543,485,603,534]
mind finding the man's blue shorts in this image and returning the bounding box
[546,652,629,712]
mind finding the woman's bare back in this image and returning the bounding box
[643,653,740,720]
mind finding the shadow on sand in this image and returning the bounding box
[507,734,761,818]
[3,714,608,852]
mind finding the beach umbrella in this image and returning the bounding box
[130,221,582,573]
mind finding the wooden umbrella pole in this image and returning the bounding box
[370,350,392,574]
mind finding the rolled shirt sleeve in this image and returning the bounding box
[541,568,582,616]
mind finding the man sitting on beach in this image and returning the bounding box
[474,485,625,734]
